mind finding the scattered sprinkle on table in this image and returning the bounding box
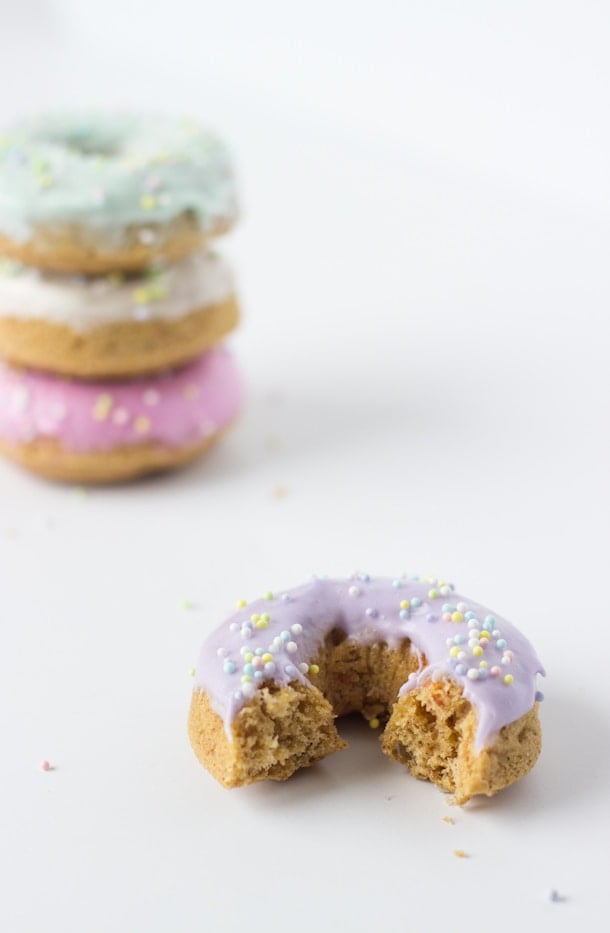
[453,849,468,858]
[40,760,53,771]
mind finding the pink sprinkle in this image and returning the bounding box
[40,760,53,771]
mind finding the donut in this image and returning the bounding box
[188,575,545,803]
[0,252,239,378]
[0,347,242,483]
[0,114,237,273]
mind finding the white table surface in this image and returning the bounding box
[1,3,609,931]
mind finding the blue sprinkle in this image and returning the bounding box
[399,609,409,620]
[485,615,496,625]
[535,690,545,702]
[280,630,291,642]
[243,663,254,676]
[465,611,476,620]
[223,660,236,674]
[455,664,466,676]
[411,597,422,608]
[427,614,438,623]
[496,639,507,650]
[453,634,464,644]
[284,664,297,677]
[392,579,402,588]
[442,603,452,613]
[254,670,264,681]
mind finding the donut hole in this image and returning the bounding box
[61,133,121,158]
[32,124,122,159]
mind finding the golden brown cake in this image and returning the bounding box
[189,575,544,804]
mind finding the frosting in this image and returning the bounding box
[0,252,234,331]
[0,114,237,240]
[0,347,242,452]
[194,575,545,753]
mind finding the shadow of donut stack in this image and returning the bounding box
[0,114,243,482]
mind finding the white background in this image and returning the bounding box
[1,2,609,931]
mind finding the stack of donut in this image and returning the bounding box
[0,114,243,482]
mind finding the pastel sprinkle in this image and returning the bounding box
[369,717,380,729]
[40,760,53,771]
[235,599,247,609]
[133,415,151,434]
[92,393,113,421]
[503,674,514,685]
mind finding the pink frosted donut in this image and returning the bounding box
[0,346,242,482]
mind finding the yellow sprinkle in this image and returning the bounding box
[400,600,410,610]
[262,653,273,663]
[309,664,320,675]
[140,194,157,209]
[449,646,460,658]
[92,393,113,421]
[244,652,253,662]
[133,415,151,434]
[503,674,514,685]
[479,660,488,669]
[264,591,274,600]
[235,599,247,609]
[368,717,380,729]
[241,675,253,683]
[133,286,150,305]
[428,588,440,599]
[188,667,195,677]
[451,611,463,623]
[472,646,483,657]
[261,613,270,623]
[255,619,269,629]
[250,614,260,623]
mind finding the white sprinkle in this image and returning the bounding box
[348,586,361,597]
[291,623,303,635]
[143,389,160,407]
[286,641,298,654]
[138,228,157,245]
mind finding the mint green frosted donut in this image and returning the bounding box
[0,114,237,241]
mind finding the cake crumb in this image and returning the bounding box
[453,849,468,858]
[271,486,288,499]
[442,816,455,825]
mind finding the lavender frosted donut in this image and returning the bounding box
[0,347,242,482]
[189,575,545,803]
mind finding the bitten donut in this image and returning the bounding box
[0,347,242,483]
[189,575,544,804]
[0,252,239,378]
[0,114,237,273]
